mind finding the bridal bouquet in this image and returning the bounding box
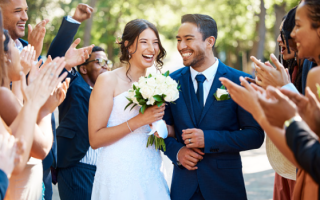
[124,71,180,151]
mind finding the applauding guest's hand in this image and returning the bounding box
[177,147,204,170]
[64,38,94,71]
[0,133,16,178]
[281,87,320,135]
[20,45,36,74]
[39,78,70,116]
[20,57,68,109]
[72,3,94,23]
[251,54,290,89]
[220,76,266,124]
[28,19,49,59]
[258,86,298,128]
[182,128,205,148]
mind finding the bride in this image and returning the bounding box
[89,19,171,199]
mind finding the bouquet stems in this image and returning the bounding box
[146,135,166,151]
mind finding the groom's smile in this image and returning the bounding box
[176,23,207,68]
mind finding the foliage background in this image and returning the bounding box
[24,0,300,73]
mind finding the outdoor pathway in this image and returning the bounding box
[52,139,274,200]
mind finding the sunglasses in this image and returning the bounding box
[84,58,113,68]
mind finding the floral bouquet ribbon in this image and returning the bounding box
[124,71,180,151]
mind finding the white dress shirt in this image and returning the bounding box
[79,86,100,166]
[176,58,219,163]
[189,58,219,106]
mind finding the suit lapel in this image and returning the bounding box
[198,61,227,124]
[180,68,197,126]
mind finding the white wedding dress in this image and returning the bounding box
[91,91,170,200]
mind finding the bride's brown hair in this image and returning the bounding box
[117,19,166,81]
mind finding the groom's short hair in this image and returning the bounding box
[181,14,218,49]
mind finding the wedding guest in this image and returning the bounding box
[1,29,69,200]
[56,46,110,200]
[43,4,94,199]
[270,13,297,200]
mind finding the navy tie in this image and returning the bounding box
[195,74,206,107]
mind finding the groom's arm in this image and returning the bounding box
[183,106,264,154]
[203,106,264,153]
[163,103,184,166]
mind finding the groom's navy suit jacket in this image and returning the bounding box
[164,61,264,200]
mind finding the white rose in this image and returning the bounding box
[164,88,179,102]
[140,86,154,99]
[128,89,135,99]
[155,74,166,84]
[157,83,168,94]
[216,88,229,98]
[165,77,177,86]
[147,77,157,87]
[146,97,155,105]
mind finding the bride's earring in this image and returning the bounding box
[8,59,11,63]
[129,54,131,59]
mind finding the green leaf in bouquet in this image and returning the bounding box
[156,101,164,107]
[124,102,133,110]
[125,97,133,102]
[148,74,152,78]
[163,71,170,77]
[138,99,146,105]
[130,104,137,111]
[140,104,147,114]
[153,95,163,102]
[133,84,137,90]
[221,85,226,90]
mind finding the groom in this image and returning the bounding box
[164,14,264,200]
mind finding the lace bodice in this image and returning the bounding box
[91,91,170,200]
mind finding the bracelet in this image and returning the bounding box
[126,120,133,133]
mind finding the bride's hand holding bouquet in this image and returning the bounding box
[125,71,180,151]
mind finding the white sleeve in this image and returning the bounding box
[66,16,81,24]
[281,83,299,94]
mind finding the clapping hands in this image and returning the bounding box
[64,38,94,71]
[20,56,68,111]
[250,54,290,89]
[28,19,49,60]
[20,44,36,74]
[281,87,320,135]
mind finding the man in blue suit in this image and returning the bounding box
[163,14,264,200]
[56,46,110,200]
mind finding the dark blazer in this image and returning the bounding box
[286,120,320,185]
[163,61,264,200]
[56,73,92,169]
[41,16,80,170]
[0,170,8,200]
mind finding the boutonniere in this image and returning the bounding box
[214,85,230,101]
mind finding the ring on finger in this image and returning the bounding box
[50,73,54,76]
[189,138,191,144]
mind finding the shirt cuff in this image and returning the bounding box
[176,147,183,165]
[66,16,81,24]
[281,83,299,94]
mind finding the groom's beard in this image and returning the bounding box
[183,49,206,68]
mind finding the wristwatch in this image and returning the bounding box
[284,115,302,129]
